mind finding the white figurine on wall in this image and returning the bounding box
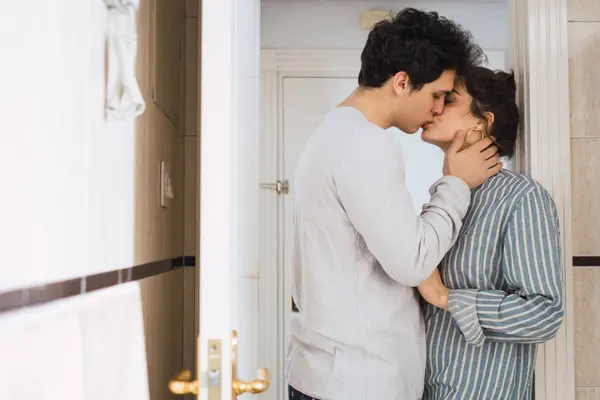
[104,0,145,120]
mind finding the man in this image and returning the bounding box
[286,8,502,400]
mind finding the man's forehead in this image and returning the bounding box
[429,71,456,91]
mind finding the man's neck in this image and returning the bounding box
[338,88,394,130]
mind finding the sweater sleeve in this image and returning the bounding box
[334,132,472,287]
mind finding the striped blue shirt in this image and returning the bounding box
[423,169,564,400]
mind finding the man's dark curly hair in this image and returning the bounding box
[358,8,487,90]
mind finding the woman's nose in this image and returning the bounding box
[432,105,444,116]
[432,100,445,116]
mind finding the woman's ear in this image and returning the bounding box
[484,111,495,127]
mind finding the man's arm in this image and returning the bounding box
[446,186,564,346]
[335,131,472,287]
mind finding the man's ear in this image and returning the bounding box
[391,71,410,96]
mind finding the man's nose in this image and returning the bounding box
[432,104,444,116]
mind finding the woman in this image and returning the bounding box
[417,67,564,400]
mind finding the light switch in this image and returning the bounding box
[160,161,174,208]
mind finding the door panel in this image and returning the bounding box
[174,0,263,399]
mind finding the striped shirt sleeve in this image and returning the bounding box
[446,185,564,346]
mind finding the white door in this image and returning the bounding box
[168,1,266,399]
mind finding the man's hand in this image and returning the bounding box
[443,130,502,189]
[417,268,449,310]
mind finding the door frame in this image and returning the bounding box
[257,2,574,399]
[195,0,262,399]
[510,1,574,399]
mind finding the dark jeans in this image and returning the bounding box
[288,385,321,400]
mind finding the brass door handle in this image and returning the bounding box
[231,330,271,396]
[232,368,270,395]
[169,338,222,398]
[169,369,199,395]
[168,332,269,398]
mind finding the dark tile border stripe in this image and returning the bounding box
[172,256,196,268]
[573,256,600,267]
[3,254,592,313]
[0,256,196,314]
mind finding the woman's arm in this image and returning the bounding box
[447,184,564,347]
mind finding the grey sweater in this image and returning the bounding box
[286,107,471,400]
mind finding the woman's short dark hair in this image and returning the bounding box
[358,8,486,90]
[458,67,520,158]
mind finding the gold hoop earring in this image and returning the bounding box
[465,126,485,146]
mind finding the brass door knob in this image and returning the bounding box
[232,368,270,395]
[168,332,270,398]
[231,331,271,396]
[169,369,199,395]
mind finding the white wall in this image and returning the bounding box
[0,1,135,292]
[261,0,510,50]
[0,0,186,293]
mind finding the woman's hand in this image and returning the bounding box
[418,269,450,310]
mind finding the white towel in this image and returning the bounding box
[105,0,145,120]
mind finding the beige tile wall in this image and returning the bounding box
[134,0,186,265]
[153,0,186,130]
[185,17,199,137]
[569,1,600,398]
[574,269,600,389]
[134,0,196,398]
[182,135,197,380]
[571,139,600,256]
[568,23,600,139]
[577,387,600,400]
[140,271,184,400]
[182,0,199,386]
[184,136,198,256]
[183,1,198,256]
[569,0,600,21]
